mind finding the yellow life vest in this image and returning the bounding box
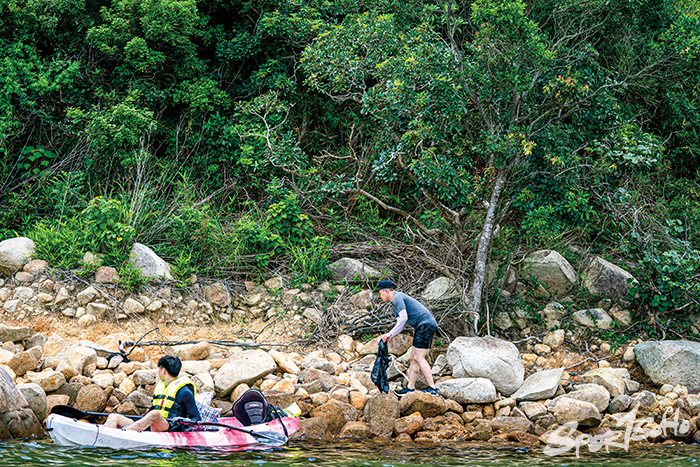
[151,376,196,419]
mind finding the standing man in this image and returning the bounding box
[105,355,200,432]
[377,279,439,397]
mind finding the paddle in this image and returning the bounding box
[51,405,142,421]
[168,418,289,447]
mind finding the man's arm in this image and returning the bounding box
[381,309,408,342]
[176,386,201,421]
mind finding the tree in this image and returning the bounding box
[301,0,679,335]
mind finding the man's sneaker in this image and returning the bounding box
[393,387,415,397]
[421,386,439,396]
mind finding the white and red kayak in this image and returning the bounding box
[46,413,299,449]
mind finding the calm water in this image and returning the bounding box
[1,439,698,467]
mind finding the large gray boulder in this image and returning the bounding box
[213,350,277,398]
[363,393,399,437]
[511,368,563,401]
[0,325,34,343]
[521,250,577,294]
[435,378,498,403]
[130,243,172,280]
[572,308,613,329]
[327,258,385,283]
[52,345,97,376]
[558,383,610,413]
[0,367,44,439]
[422,277,460,301]
[635,340,700,393]
[446,336,524,396]
[583,257,638,301]
[579,368,625,397]
[0,237,35,277]
[554,397,601,427]
[17,383,47,423]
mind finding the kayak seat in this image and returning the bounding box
[233,389,268,426]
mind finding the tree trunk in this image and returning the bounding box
[463,167,508,336]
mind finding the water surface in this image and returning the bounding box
[1,439,698,467]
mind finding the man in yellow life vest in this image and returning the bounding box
[105,355,201,432]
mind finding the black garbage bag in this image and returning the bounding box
[371,339,390,393]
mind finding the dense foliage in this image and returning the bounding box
[1,0,699,334]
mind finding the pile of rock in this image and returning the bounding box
[0,325,699,448]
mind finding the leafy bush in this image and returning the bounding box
[117,257,147,292]
[287,236,332,286]
[28,217,96,270]
[82,197,135,265]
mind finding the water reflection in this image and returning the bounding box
[0,439,698,467]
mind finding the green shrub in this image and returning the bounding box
[287,236,332,286]
[82,197,135,264]
[117,257,147,292]
[28,217,96,270]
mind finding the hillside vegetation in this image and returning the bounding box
[1,0,699,339]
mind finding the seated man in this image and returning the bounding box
[105,355,200,432]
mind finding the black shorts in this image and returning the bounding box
[413,324,436,349]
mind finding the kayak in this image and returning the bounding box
[45,413,299,449]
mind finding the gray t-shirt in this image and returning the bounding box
[392,292,436,329]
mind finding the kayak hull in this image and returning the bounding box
[46,414,299,449]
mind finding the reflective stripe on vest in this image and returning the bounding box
[151,376,196,419]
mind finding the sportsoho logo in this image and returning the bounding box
[544,403,693,458]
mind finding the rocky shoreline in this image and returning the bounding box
[1,237,700,450]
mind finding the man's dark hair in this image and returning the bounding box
[158,355,182,377]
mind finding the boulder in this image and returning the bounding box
[130,243,172,280]
[363,393,400,437]
[301,368,335,392]
[76,286,100,306]
[0,366,44,439]
[398,391,447,418]
[204,282,231,307]
[171,342,211,361]
[301,356,335,374]
[608,394,633,414]
[213,350,277,398]
[310,401,358,436]
[27,368,66,394]
[290,417,333,441]
[446,336,524,396]
[348,289,374,309]
[572,308,613,330]
[422,277,460,301]
[53,346,97,376]
[180,360,212,376]
[269,350,300,375]
[491,416,534,434]
[7,347,42,377]
[583,256,638,301]
[22,259,47,274]
[394,412,424,436]
[512,368,563,401]
[554,397,601,427]
[122,298,145,314]
[95,267,119,284]
[17,383,47,423]
[521,250,577,294]
[434,378,498,404]
[579,368,625,397]
[131,369,158,386]
[635,340,700,393]
[338,421,373,439]
[0,326,34,343]
[327,258,385,283]
[0,237,35,277]
[542,329,565,350]
[560,383,610,413]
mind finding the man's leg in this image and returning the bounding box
[104,413,135,429]
[409,347,435,388]
[123,411,170,432]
